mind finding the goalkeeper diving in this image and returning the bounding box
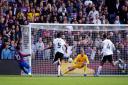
[64,48,89,76]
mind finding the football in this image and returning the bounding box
[68,58,73,63]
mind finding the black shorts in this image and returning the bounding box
[101,55,113,64]
[53,52,64,63]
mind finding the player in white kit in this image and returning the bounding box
[95,34,116,76]
[53,32,67,77]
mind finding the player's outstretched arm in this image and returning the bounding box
[19,52,31,57]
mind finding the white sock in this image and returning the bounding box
[28,67,32,75]
[97,66,102,75]
[114,61,119,66]
[58,65,61,76]
[53,60,59,65]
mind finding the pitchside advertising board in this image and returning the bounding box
[0,60,21,75]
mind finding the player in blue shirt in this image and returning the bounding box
[15,46,31,76]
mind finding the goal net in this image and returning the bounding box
[21,23,128,76]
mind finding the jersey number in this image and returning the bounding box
[107,44,110,49]
[57,43,61,48]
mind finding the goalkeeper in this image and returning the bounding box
[64,48,89,76]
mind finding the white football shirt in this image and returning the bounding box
[101,39,115,56]
[53,38,66,54]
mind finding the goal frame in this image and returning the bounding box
[21,23,128,76]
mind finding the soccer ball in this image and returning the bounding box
[68,58,73,63]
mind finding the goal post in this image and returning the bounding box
[20,25,32,75]
[21,23,128,76]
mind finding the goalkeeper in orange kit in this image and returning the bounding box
[64,48,89,76]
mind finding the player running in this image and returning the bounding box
[94,34,116,76]
[64,48,89,76]
[53,32,67,77]
[15,46,31,76]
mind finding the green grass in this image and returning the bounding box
[0,76,128,85]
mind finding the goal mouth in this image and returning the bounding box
[20,23,128,76]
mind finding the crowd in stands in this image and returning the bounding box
[0,0,128,59]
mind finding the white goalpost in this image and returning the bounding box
[21,23,128,76]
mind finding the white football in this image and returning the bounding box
[68,58,73,63]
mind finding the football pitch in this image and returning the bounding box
[0,76,128,85]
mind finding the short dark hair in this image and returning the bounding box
[103,34,107,39]
[57,32,62,38]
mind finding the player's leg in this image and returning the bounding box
[108,55,115,67]
[114,60,119,66]
[114,59,127,73]
[53,52,63,76]
[64,66,76,74]
[95,56,106,76]
[20,67,28,74]
[22,61,31,75]
[53,56,59,64]
[83,64,88,76]
[19,62,29,74]
[57,58,61,76]
[53,52,62,65]
[53,52,60,76]
[58,53,64,76]
[113,58,123,67]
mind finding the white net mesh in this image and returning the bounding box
[21,24,128,76]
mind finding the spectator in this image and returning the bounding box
[119,2,128,24]
[90,46,97,60]
[31,35,36,59]
[9,40,16,58]
[17,10,25,24]
[58,3,67,17]
[12,3,18,16]
[101,15,109,24]
[84,0,93,6]
[88,6,99,20]
[27,8,40,22]
[35,37,44,59]
[0,17,6,32]
[94,35,102,49]
[1,42,12,59]
[115,0,121,15]
[92,15,101,24]
[10,26,16,40]
[2,30,9,42]
[114,15,120,24]
[85,46,92,57]
[15,25,22,41]
[102,7,109,19]
[44,41,52,59]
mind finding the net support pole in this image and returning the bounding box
[29,23,32,75]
